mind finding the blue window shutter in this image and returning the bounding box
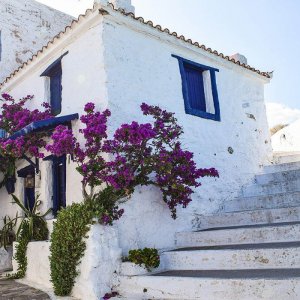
[184,64,206,112]
[41,52,68,116]
[52,157,59,216]
[172,54,221,122]
[49,64,62,116]
[57,156,66,209]
[52,155,66,216]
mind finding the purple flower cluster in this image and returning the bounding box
[114,122,156,145]
[0,94,52,134]
[0,94,53,161]
[76,106,111,187]
[100,208,124,226]
[46,125,76,157]
[155,146,219,218]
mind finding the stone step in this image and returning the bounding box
[193,206,300,230]
[118,269,300,299]
[224,191,300,212]
[161,243,300,270]
[176,223,300,248]
[255,169,300,185]
[273,152,300,164]
[263,161,300,174]
[242,178,300,197]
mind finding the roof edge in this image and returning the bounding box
[0,2,272,90]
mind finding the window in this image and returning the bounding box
[41,52,68,116]
[172,55,220,121]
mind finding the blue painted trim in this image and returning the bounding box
[40,51,69,77]
[172,54,221,122]
[210,69,221,121]
[17,165,35,178]
[172,54,219,72]
[8,113,79,140]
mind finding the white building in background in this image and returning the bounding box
[0,0,73,83]
[0,1,286,299]
[272,118,300,153]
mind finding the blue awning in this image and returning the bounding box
[8,113,79,140]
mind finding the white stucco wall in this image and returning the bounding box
[0,5,272,254]
[272,119,300,152]
[101,11,272,251]
[0,0,73,83]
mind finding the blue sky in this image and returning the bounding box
[37,0,300,126]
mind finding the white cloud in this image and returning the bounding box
[266,102,300,128]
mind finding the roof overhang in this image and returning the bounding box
[8,113,79,140]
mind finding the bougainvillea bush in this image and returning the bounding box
[46,102,219,219]
[0,94,53,187]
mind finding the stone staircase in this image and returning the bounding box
[117,154,300,299]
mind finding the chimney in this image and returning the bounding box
[95,0,135,13]
[229,53,248,65]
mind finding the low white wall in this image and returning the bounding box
[12,224,121,300]
[72,224,121,299]
[0,247,13,271]
[272,119,300,152]
[116,185,190,255]
[26,241,52,288]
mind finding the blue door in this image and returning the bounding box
[52,155,66,216]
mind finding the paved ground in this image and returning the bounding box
[0,279,50,300]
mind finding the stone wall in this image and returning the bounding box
[0,0,73,83]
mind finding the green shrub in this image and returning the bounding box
[127,248,160,271]
[49,203,94,296]
[11,194,50,241]
[7,221,30,279]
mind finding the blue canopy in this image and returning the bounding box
[8,113,79,140]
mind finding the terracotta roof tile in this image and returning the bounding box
[0,3,271,88]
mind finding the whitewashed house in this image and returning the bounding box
[2,1,300,299]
